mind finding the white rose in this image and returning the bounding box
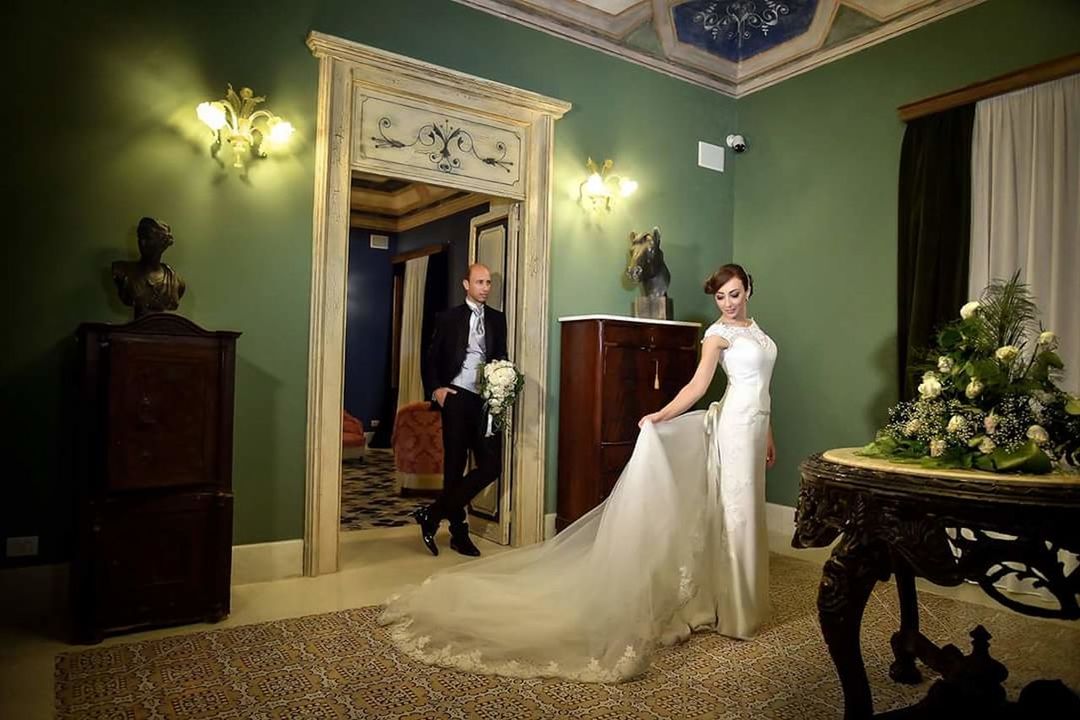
[978,436,996,454]
[961,301,980,320]
[938,356,955,373]
[965,380,984,399]
[947,415,966,434]
[1026,425,1049,446]
[918,375,943,399]
[930,439,946,457]
[984,413,999,435]
[994,345,1019,363]
[904,419,922,437]
[1038,331,1057,348]
[490,401,502,413]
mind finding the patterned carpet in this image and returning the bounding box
[55,555,1079,719]
[340,450,419,531]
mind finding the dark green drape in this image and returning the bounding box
[897,104,975,400]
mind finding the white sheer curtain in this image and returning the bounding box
[969,73,1080,393]
[397,256,428,410]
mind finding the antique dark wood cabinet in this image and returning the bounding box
[72,314,240,644]
[556,315,700,531]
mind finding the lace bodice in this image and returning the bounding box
[703,319,776,413]
[703,319,771,350]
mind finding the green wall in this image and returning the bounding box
[734,0,1080,507]
[3,0,735,556]
[8,0,1075,558]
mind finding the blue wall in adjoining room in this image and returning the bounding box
[344,204,490,428]
[398,204,490,309]
[344,229,396,426]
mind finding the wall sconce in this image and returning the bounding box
[579,157,638,211]
[196,84,294,169]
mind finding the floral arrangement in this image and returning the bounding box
[478,359,525,435]
[861,274,1080,474]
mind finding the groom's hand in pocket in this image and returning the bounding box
[433,387,457,407]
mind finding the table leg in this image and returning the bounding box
[889,563,923,684]
[818,535,889,720]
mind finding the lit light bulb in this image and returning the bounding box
[196,101,227,131]
[618,178,638,197]
[268,119,295,145]
[584,173,606,196]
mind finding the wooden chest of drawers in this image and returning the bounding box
[555,315,700,530]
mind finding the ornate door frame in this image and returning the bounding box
[304,32,571,576]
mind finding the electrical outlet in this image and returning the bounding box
[6,536,39,558]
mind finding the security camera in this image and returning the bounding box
[726,134,747,154]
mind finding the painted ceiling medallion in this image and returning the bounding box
[453,0,985,96]
[676,0,816,62]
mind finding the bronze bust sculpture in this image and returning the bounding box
[112,218,186,318]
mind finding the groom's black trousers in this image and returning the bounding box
[429,385,503,532]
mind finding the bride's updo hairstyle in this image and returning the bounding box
[704,264,753,297]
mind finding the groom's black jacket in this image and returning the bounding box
[423,303,508,400]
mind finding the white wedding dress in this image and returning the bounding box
[379,320,777,683]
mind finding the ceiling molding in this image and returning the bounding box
[351,191,492,233]
[452,0,986,97]
[350,181,462,216]
[519,0,652,39]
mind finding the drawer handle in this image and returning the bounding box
[653,360,660,390]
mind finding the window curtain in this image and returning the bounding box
[969,74,1080,394]
[397,255,429,411]
[897,104,976,399]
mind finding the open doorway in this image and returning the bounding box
[340,171,519,548]
[304,32,570,575]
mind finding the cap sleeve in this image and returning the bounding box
[702,323,731,343]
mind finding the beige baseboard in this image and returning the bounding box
[232,539,304,585]
[228,503,798,585]
[544,513,557,541]
[766,502,832,563]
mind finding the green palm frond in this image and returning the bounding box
[971,271,1038,352]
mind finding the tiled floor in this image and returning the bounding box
[340,450,420,530]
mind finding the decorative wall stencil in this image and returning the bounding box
[452,0,985,96]
[372,118,515,174]
[355,95,524,192]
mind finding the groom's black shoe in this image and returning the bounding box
[449,530,481,557]
[411,506,440,556]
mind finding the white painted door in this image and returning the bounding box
[465,202,520,544]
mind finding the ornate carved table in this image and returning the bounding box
[793,449,1080,719]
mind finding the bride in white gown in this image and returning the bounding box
[379,264,777,683]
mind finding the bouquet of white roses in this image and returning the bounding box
[478,359,525,435]
[861,272,1080,474]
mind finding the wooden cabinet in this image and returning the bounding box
[555,315,700,531]
[71,314,239,643]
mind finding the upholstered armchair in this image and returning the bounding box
[342,410,367,460]
[392,402,444,494]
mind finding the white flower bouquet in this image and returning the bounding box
[861,273,1080,474]
[478,359,525,435]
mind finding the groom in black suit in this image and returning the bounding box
[413,263,508,557]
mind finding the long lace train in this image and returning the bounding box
[378,412,714,682]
